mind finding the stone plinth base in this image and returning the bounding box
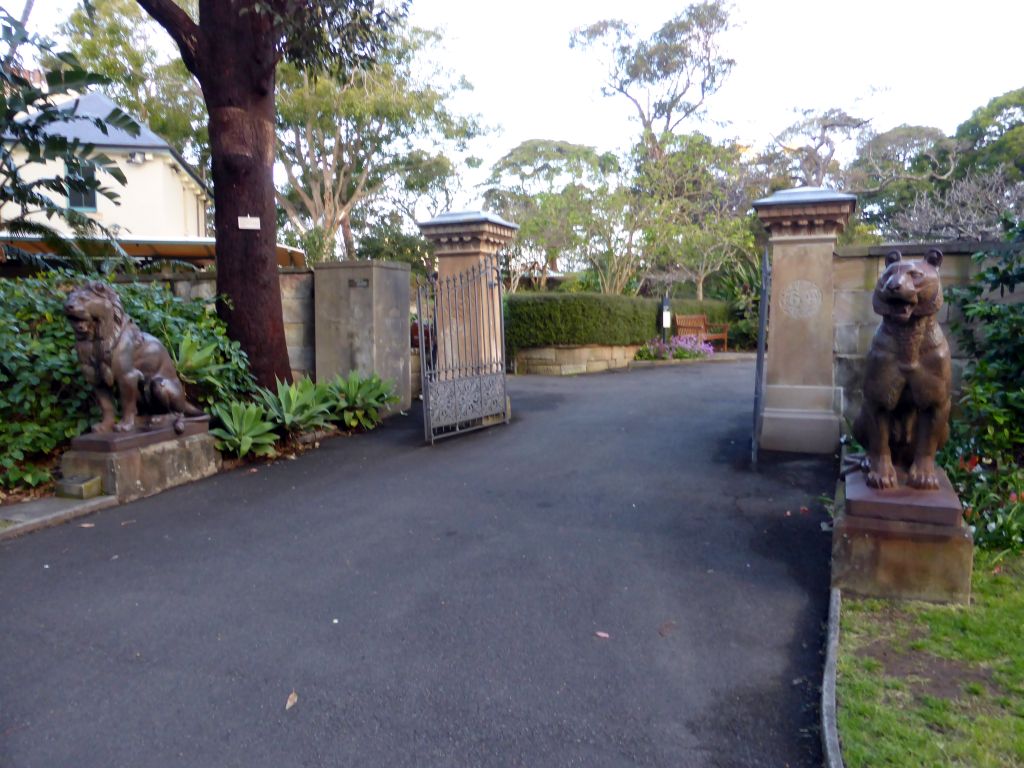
[759,408,840,454]
[61,432,221,504]
[832,470,973,604]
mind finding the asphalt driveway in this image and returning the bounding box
[0,361,835,767]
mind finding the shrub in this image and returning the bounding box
[325,371,398,431]
[504,293,729,355]
[940,217,1024,552]
[0,272,256,489]
[256,376,334,436]
[210,401,279,458]
[635,335,714,361]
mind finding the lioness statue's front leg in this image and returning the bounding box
[92,388,117,433]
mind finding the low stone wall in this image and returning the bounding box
[832,242,983,422]
[514,344,642,375]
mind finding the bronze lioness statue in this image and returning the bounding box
[64,281,203,434]
[852,249,952,490]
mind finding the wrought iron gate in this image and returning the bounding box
[416,255,509,444]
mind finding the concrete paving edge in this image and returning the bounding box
[0,495,119,542]
[822,587,845,768]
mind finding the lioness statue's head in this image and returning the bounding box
[64,282,127,343]
[871,248,943,324]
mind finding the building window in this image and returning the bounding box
[67,163,97,211]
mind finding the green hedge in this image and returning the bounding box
[504,293,729,354]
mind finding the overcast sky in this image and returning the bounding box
[28,0,1024,208]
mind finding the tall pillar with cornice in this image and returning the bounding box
[417,211,518,378]
[753,188,857,453]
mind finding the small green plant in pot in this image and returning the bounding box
[210,401,279,458]
[327,371,398,431]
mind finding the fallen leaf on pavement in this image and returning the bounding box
[79,523,95,528]
[285,690,298,710]
[594,631,610,640]
[658,621,677,638]
[121,520,135,527]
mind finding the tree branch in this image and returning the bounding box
[134,0,201,76]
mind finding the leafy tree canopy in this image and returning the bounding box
[58,0,208,170]
[956,86,1024,182]
[570,0,733,161]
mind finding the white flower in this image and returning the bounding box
[987,522,997,532]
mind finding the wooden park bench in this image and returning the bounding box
[674,314,730,352]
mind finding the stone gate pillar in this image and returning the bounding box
[753,187,856,453]
[417,211,518,376]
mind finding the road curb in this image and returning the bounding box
[822,587,845,768]
[0,495,119,542]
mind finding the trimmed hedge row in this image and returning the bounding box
[504,293,729,354]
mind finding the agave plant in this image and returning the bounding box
[210,401,278,458]
[256,376,333,435]
[327,371,398,431]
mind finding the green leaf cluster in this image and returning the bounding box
[325,371,398,431]
[504,293,728,355]
[0,272,255,489]
[1,8,142,267]
[210,402,278,459]
[941,218,1024,552]
[256,377,334,435]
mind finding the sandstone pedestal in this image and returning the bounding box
[61,417,221,504]
[753,188,857,454]
[832,468,973,604]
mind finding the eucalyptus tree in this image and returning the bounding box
[132,0,404,386]
[639,133,753,301]
[570,1,733,163]
[483,139,618,288]
[274,25,478,261]
[60,0,208,170]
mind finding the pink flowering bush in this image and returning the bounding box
[635,335,714,361]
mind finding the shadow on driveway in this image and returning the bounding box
[0,361,835,767]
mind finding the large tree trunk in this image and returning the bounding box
[197,2,291,387]
[136,0,292,388]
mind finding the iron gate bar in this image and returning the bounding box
[751,245,771,467]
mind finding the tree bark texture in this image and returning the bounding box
[135,0,292,387]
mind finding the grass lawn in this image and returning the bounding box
[837,550,1024,767]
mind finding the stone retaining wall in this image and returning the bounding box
[514,344,642,375]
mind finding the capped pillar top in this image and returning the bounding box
[753,187,857,238]
[417,210,519,254]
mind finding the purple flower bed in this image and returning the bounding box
[635,335,714,361]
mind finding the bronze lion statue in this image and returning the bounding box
[64,281,203,434]
[852,249,952,490]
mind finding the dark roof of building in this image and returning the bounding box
[48,91,171,150]
[15,91,211,196]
